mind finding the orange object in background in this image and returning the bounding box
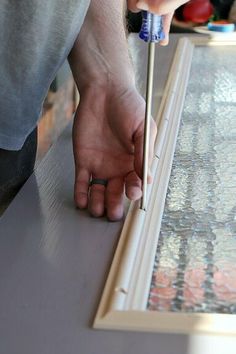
[182,0,214,23]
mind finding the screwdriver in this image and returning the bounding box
[139,11,165,211]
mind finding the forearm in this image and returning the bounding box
[68,0,135,92]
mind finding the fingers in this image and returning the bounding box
[127,0,181,47]
[89,182,106,217]
[159,12,174,46]
[74,169,107,218]
[87,173,143,221]
[75,172,142,221]
[128,0,188,15]
[89,173,143,221]
[74,168,90,209]
[125,171,142,200]
[76,174,125,220]
[106,178,124,221]
[128,0,142,12]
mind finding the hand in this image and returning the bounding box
[73,84,157,221]
[69,0,157,221]
[127,0,189,45]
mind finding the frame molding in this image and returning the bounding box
[93,36,236,335]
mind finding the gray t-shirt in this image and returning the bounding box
[0,0,90,150]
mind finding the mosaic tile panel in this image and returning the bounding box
[148,45,236,314]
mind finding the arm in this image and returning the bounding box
[68,0,156,221]
[69,0,134,91]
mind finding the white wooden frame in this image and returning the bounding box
[93,36,236,335]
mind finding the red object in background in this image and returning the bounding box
[182,0,214,23]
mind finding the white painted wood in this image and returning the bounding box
[93,36,236,334]
[127,39,194,312]
[95,310,236,335]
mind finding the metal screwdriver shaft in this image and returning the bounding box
[139,12,165,211]
[141,41,155,210]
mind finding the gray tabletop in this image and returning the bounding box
[0,34,235,354]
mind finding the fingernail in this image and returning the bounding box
[136,1,149,11]
[127,186,142,201]
[160,34,169,46]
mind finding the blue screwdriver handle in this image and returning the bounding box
[139,11,165,43]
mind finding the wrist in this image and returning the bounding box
[77,70,135,94]
[77,77,137,102]
[69,36,135,92]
